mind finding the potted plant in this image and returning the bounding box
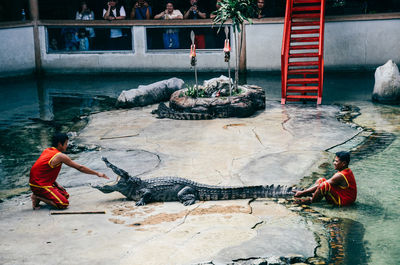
[212,0,257,92]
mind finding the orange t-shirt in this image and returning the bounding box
[29,147,62,186]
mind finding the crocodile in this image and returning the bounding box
[93,157,295,206]
[151,102,214,120]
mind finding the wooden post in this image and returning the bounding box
[239,24,246,74]
[29,0,42,75]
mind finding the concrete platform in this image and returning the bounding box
[0,101,360,265]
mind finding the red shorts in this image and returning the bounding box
[30,184,69,209]
[317,178,341,206]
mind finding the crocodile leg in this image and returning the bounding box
[135,188,152,206]
[177,186,197,206]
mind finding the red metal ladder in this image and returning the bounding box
[281,0,326,104]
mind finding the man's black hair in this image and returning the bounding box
[52,133,69,147]
[336,151,350,165]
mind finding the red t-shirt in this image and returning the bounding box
[30,147,62,186]
[336,168,357,206]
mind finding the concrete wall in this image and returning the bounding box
[0,18,399,76]
[246,19,400,71]
[0,27,35,77]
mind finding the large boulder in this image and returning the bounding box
[117,78,184,107]
[372,60,400,104]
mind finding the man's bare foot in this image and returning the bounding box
[31,194,41,210]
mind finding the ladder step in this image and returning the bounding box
[286,95,318,100]
[292,13,321,19]
[288,69,319,75]
[290,37,319,43]
[287,78,319,84]
[288,61,319,67]
[292,6,321,12]
[290,44,319,50]
[287,86,319,92]
[293,0,321,3]
[291,29,320,34]
[291,21,320,27]
[289,52,319,58]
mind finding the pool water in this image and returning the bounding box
[0,72,398,264]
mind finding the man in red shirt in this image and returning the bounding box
[30,133,109,210]
[294,151,357,206]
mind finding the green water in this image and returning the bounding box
[350,104,400,265]
[0,72,399,264]
[314,103,400,265]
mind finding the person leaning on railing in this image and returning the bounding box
[75,1,95,49]
[209,0,221,19]
[183,0,207,49]
[103,0,127,50]
[130,0,152,20]
[154,1,183,49]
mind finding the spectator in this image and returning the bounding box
[48,38,59,52]
[61,27,79,51]
[130,0,152,20]
[78,28,89,51]
[184,0,206,49]
[103,0,127,50]
[210,0,221,19]
[75,1,95,49]
[184,0,206,19]
[255,0,267,18]
[255,0,276,18]
[154,1,183,49]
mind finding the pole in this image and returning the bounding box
[224,26,232,97]
[29,0,42,75]
[190,30,198,94]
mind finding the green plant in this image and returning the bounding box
[185,85,206,98]
[213,0,257,91]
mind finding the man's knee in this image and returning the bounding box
[318,181,331,195]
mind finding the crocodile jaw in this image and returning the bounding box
[92,184,117,194]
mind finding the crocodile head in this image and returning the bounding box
[92,157,143,199]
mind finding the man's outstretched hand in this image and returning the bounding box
[294,190,304,198]
[97,172,110,179]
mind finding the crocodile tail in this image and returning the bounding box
[152,102,213,120]
[262,185,294,197]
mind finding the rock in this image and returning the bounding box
[266,256,285,265]
[117,78,184,107]
[169,85,265,118]
[372,60,400,104]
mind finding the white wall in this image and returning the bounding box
[0,27,35,77]
[246,19,400,71]
[0,19,399,76]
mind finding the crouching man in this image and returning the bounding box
[29,133,109,210]
[294,151,357,206]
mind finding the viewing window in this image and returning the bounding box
[46,27,133,52]
[146,26,227,50]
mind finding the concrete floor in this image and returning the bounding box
[0,101,361,265]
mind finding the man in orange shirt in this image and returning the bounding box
[294,151,357,206]
[30,133,109,210]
